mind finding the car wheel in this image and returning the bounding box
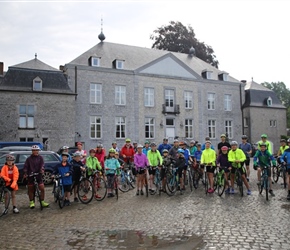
[42,171,52,185]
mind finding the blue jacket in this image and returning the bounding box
[194,150,202,161]
[158,143,172,154]
[105,158,120,175]
[53,162,73,186]
[280,148,290,168]
[183,148,190,165]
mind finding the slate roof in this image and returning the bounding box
[243,80,285,109]
[68,42,240,83]
[0,58,73,94]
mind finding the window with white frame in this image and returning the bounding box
[185,119,193,138]
[90,57,100,67]
[90,116,102,139]
[208,120,216,139]
[224,94,232,111]
[115,85,126,105]
[267,97,272,106]
[90,83,102,104]
[19,105,35,128]
[225,120,233,139]
[116,60,124,69]
[207,93,215,110]
[33,77,42,91]
[115,117,126,138]
[184,91,193,109]
[244,117,249,128]
[144,88,154,107]
[165,89,174,107]
[145,118,155,139]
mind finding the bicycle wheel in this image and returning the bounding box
[77,178,94,204]
[217,174,225,196]
[283,169,287,189]
[115,179,119,200]
[35,185,43,210]
[53,182,58,203]
[118,175,130,192]
[236,173,243,197]
[0,188,10,217]
[188,170,193,192]
[259,176,264,194]
[58,187,65,209]
[193,171,199,189]
[204,173,208,195]
[272,166,279,183]
[213,171,218,191]
[265,178,269,201]
[150,182,157,195]
[94,176,107,201]
[166,172,177,195]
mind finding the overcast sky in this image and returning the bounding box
[1,0,290,87]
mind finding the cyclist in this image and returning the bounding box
[71,152,86,202]
[239,135,252,182]
[161,149,173,192]
[75,142,87,163]
[253,143,276,197]
[201,137,215,151]
[188,140,197,157]
[95,143,106,169]
[158,137,172,154]
[228,141,251,195]
[147,142,163,192]
[179,141,191,190]
[200,141,216,193]
[216,146,231,194]
[52,152,73,206]
[277,139,289,164]
[105,148,120,198]
[111,142,120,153]
[134,144,149,195]
[121,138,135,169]
[0,154,20,214]
[175,148,186,194]
[23,145,49,209]
[85,148,102,199]
[257,134,272,154]
[59,146,72,162]
[217,134,231,155]
[168,139,179,161]
[142,141,151,156]
[280,147,290,200]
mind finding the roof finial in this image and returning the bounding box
[35,53,37,59]
[98,17,106,42]
[251,77,254,82]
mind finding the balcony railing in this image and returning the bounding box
[162,104,180,115]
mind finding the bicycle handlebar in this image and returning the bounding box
[28,172,40,177]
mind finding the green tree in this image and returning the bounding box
[150,21,219,68]
[261,81,290,127]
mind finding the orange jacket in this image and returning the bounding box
[0,164,19,190]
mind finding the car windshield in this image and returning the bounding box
[0,156,7,165]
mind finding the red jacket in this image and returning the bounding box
[0,164,19,190]
[120,144,135,163]
[95,148,106,168]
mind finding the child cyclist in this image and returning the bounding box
[280,146,290,200]
[0,154,20,214]
[228,141,251,195]
[85,148,102,199]
[175,149,186,194]
[105,148,120,198]
[52,152,73,206]
[253,142,276,197]
[134,144,149,195]
[216,146,231,194]
[71,152,86,202]
[200,141,216,193]
[161,149,173,192]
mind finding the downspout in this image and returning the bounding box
[240,83,244,135]
[75,66,78,100]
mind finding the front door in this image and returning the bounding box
[165,118,175,143]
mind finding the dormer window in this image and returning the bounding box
[113,59,124,69]
[202,70,212,79]
[33,77,42,91]
[89,56,100,67]
[267,97,272,106]
[218,72,228,81]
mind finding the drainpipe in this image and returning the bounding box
[75,66,78,100]
[240,82,245,135]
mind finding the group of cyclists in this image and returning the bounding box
[1,133,290,215]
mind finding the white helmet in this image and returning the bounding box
[31,145,41,150]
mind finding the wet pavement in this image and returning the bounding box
[1,172,290,250]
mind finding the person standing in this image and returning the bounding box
[75,142,87,163]
[217,134,231,155]
[158,137,172,154]
[239,135,252,182]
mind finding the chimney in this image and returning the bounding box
[0,62,3,75]
[59,65,64,71]
[240,80,247,83]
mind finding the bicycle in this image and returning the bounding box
[192,162,203,189]
[28,172,43,210]
[216,168,226,196]
[118,167,135,192]
[273,163,287,188]
[186,161,194,192]
[71,169,94,204]
[88,169,107,201]
[53,174,65,209]
[105,168,120,200]
[123,157,136,187]
[258,165,270,201]
[233,167,243,197]
[150,166,163,196]
[0,178,11,217]
[166,166,183,195]
[203,165,209,195]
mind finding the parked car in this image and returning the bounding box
[57,146,78,156]
[0,151,61,184]
[0,146,37,152]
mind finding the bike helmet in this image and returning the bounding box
[151,142,157,147]
[190,140,195,144]
[177,149,185,154]
[280,139,286,143]
[241,135,248,139]
[162,149,169,153]
[125,138,131,142]
[221,146,228,151]
[61,152,69,157]
[220,134,226,138]
[31,145,40,150]
[259,142,267,147]
[6,154,15,161]
[137,144,143,148]
[196,143,201,147]
[163,137,169,141]
[96,143,103,148]
[89,148,96,153]
[205,140,211,144]
[144,141,150,145]
[287,138,290,143]
[73,152,82,157]
[61,145,69,150]
[173,139,179,143]
[109,148,116,153]
[179,141,185,146]
[261,134,268,138]
[230,141,238,146]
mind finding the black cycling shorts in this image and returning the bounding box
[231,167,246,175]
[206,165,215,173]
[242,157,250,166]
[136,168,146,175]
[148,167,156,175]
